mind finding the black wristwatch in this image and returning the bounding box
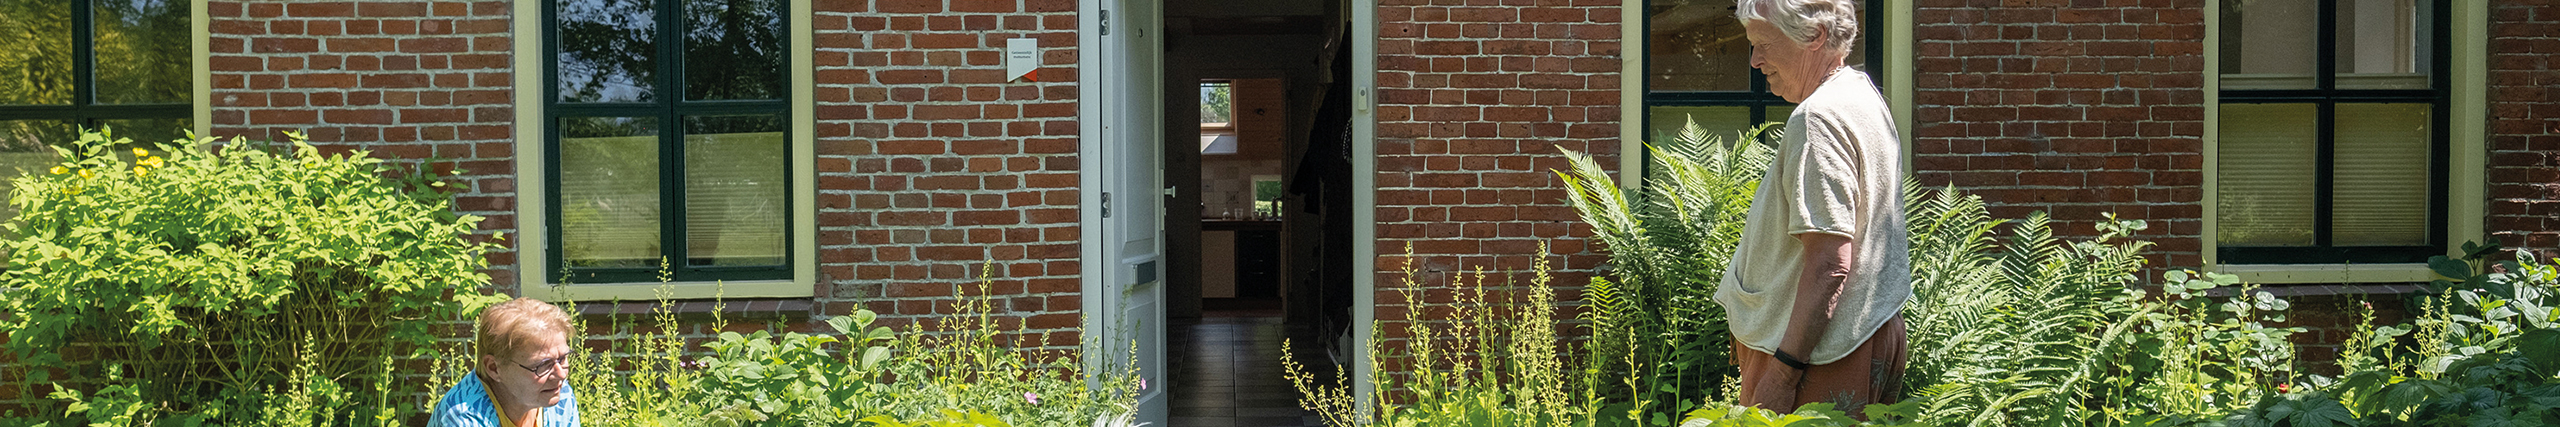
[1773,349,1812,371]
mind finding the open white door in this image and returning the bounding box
[1079,0,1166,424]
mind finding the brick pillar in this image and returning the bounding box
[1909,0,2206,271]
[814,0,1086,348]
[1371,0,1623,348]
[2488,1,2560,258]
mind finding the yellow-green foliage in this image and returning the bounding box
[1288,243,1598,427]
[484,262,1142,427]
[0,128,504,425]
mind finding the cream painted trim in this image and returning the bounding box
[191,0,210,137]
[512,0,819,301]
[2222,264,2433,285]
[531,280,807,301]
[2201,0,2220,269]
[2450,2,2488,253]
[1619,4,1642,193]
[1351,0,1379,416]
[1886,1,1912,163]
[2204,2,2490,284]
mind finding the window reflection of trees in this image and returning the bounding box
[557,0,657,102]
[682,0,781,101]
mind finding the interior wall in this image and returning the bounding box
[1161,0,1346,320]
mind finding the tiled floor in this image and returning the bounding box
[1166,312,1333,427]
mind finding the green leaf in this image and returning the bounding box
[861,346,892,370]
[2519,329,2560,377]
[827,316,858,335]
[2432,256,2474,281]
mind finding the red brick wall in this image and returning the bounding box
[2489,1,2560,259]
[1908,0,2207,271]
[206,0,521,285]
[1370,0,1621,346]
[813,0,1087,349]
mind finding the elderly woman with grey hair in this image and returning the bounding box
[429,298,584,427]
[1714,0,1911,415]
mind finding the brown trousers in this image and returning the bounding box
[1733,315,1908,415]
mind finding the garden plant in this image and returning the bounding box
[437,262,1146,427]
[0,128,1145,427]
[1285,119,2560,427]
[0,128,506,426]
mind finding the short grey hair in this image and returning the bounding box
[1735,0,1860,54]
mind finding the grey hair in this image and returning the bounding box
[1734,0,1860,54]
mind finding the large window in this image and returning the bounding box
[2217,0,2447,264]
[547,0,790,284]
[1643,0,1879,142]
[0,0,191,159]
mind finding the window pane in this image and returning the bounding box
[1648,1,1866,93]
[2336,0,2432,90]
[2220,0,2316,90]
[92,0,188,105]
[560,116,662,268]
[2217,103,2316,246]
[2331,103,2430,246]
[681,115,785,267]
[0,120,70,232]
[0,120,73,152]
[1201,82,1232,124]
[682,0,783,101]
[0,0,73,105]
[1645,106,1749,145]
[98,118,189,147]
[1647,0,1750,92]
[558,0,657,103]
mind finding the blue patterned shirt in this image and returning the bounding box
[427,370,581,427]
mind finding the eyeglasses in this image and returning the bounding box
[517,355,567,380]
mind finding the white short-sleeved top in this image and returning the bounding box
[1714,66,1913,365]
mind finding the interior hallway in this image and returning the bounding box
[1166,300,1332,427]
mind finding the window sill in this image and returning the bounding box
[2213,263,2434,285]
[520,279,814,303]
[563,298,814,320]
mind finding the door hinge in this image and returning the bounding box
[1099,10,1111,36]
[1101,192,1113,218]
[1162,186,1177,197]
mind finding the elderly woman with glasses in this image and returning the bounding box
[1715,0,1911,416]
[430,298,583,427]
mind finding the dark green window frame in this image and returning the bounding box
[544,0,792,284]
[0,0,191,141]
[2216,0,2451,265]
[1641,0,1885,147]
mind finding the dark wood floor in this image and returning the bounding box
[1167,308,1332,427]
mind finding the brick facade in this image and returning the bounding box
[1369,0,1625,349]
[2490,1,2560,258]
[815,0,1086,349]
[1908,0,2206,271]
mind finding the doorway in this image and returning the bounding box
[1154,0,1357,426]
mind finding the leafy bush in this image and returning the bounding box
[490,262,1143,427]
[1557,120,1778,421]
[2220,244,2560,427]
[0,128,503,425]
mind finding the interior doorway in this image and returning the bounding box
[1152,0,1357,425]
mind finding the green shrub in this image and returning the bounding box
[1557,120,1778,421]
[502,262,1143,427]
[0,128,505,425]
[2220,245,2560,426]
